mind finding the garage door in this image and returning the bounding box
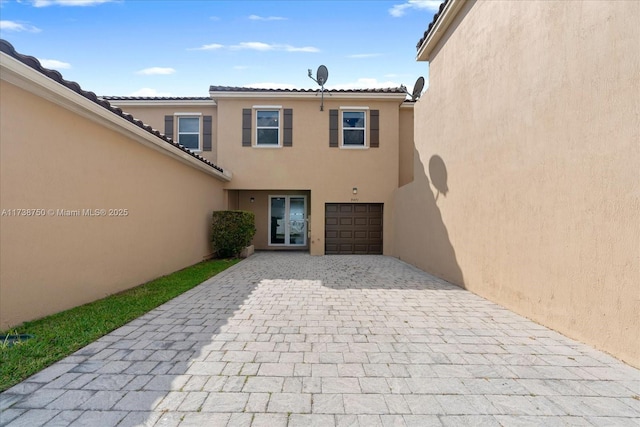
[325,203,383,254]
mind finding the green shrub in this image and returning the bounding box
[211,210,256,258]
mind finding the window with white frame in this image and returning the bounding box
[256,110,280,146]
[342,111,366,146]
[177,116,201,150]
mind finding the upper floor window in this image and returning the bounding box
[342,111,366,147]
[256,110,280,146]
[177,116,200,151]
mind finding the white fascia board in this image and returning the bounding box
[106,99,217,107]
[1,53,231,182]
[416,0,466,62]
[209,91,407,102]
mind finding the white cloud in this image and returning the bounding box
[136,67,176,75]
[328,78,402,90]
[285,45,319,53]
[189,43,224,51]
[348,53,383,59]
[191,41,318,53]
[129,88,171,97]
[389,0,441,17]
[0,20,41,32]
[231,42,319,53]
[233,65,249,70]
[249,14,286,21]
[38,58,71,69]
[231,41,274,51]
[246,82,297,90]
[30,0,116,6]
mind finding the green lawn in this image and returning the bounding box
[0,258,240,391]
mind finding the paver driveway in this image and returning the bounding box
[1,252,639,427]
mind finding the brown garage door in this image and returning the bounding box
[325,203,383,254]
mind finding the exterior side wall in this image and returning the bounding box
[398,106,415,187]
[217,98,402,256]
[0,81,226,329]
[395,0,640,366]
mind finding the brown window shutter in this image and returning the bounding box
[242,109,252,147]
[370,110,379,148]
[203,115,212,151]
[283,109,293,147]
[329,109,338,147]
[164,115,174,140]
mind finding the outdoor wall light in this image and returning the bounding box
[250,197,255,203]
[352,187,358,195]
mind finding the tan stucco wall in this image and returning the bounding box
[0,81,226,329]
[395,0,640,366]
[115,104,218,164]
[217,98,403,256]
[399,105,415,187]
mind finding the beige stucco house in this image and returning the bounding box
[1,0,637,368]
[106,88,414,257]
[0,38,415,330]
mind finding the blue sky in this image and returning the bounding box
[0,0,439,96]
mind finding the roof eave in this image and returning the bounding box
[416,0,466,62]
[1,52,231,182]
[103,99,217,107]
[209,90,408,101]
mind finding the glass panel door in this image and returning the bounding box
[269,196,307,246]
[289,197,306,245]
[270,197,286,245]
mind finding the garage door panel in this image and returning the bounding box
[354,217,368,226]
[325,203,383,255]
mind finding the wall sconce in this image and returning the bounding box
[352,187,358,195]
[250,197,255,203]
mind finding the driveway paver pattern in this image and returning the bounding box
[1,252,638,426]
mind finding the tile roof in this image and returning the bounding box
[416,0,449,50]
[102,96,212,101]
[209,85,408,94]
[0,39,224,174]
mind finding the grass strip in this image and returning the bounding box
[0,258,240,391]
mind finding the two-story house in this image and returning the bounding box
[105,88,414,256]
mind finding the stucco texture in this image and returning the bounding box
[0,81,226,329]
[394,0,639,366]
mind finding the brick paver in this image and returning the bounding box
[1,252,638,426]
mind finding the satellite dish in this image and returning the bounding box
[317,65,329,86]
[410,76,425,101]
[307,64,330,111]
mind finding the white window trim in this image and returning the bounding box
[340,109,367,149]
[176,115,202,152]
[254,108,282,148]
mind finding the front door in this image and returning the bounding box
[269,196,307,247]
